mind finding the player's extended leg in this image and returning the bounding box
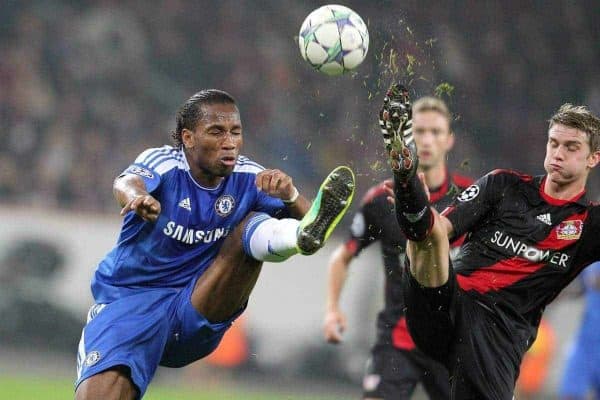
[191,166,356,322]
[190,214,264,323]
[245,166,356,259]
[75,366,137,400]
[381,84,449,287]
[405,211,450,287]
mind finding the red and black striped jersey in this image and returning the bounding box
[345,171,472,350]
[444,169,600,342]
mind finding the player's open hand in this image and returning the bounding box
[324,310,347,344]
[256,169,298,202]
[120,194,161,223]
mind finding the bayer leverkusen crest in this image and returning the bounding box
[556,220,583,240]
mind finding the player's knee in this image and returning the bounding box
[75,367,137,400]
[223,221,246,250]
[218,214,257,264]
[226,212,276,270]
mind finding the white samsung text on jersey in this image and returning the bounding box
[163,221,231,244]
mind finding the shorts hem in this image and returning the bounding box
[75,359,144,399]
[185,288,247,332]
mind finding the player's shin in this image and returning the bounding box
[393,172,433,242]
[242,213,300,262]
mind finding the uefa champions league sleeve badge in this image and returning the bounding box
[457,184,480,202]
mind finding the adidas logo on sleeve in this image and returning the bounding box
[536,213,552,225]
[178,197,191,211]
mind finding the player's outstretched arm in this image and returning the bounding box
[256,169,310,219]
[323,244,354,344]
[114,174,161,223]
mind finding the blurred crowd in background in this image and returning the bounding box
[1,1,600,398]
[1,0,598,213]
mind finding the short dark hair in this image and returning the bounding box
[549,103,600,153]
[171,89,237,147]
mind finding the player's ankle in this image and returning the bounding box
[393,173,433,242]
[400,208,434,242]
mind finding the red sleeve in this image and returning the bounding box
[451,172,474,189]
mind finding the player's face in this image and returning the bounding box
[544,123,600,185]
[412,110,454,169]
[183,103,242,179]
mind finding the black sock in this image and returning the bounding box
[393,172,433,241]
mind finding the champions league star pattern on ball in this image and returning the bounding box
[298,4,369,76]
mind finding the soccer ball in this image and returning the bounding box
[298,4,369,76]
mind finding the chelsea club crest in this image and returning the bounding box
[215,195,235,217]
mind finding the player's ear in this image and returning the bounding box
[587,149,600,169]
[181,128,195,150]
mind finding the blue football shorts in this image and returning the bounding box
[75,279,244,398]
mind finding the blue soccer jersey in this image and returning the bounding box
[91,145,287,303]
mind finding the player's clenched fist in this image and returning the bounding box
[256,169,298,202]
[120,194,161,222]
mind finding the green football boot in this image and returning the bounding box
[296,166,355,255]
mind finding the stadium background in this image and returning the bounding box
[0,1,598,398]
